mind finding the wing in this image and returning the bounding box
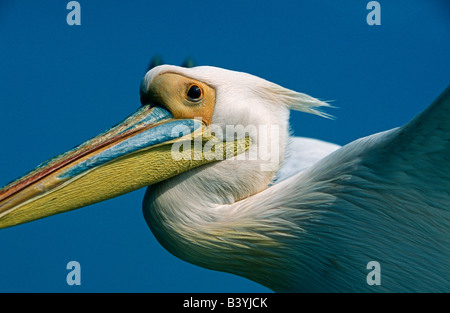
[272,137,340,184]
[260,86,450,292]
[306,84,450,197]
[309,84,450,209]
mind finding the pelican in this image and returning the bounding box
[0,65,449,292]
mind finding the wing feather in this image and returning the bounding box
[257,86,450,291]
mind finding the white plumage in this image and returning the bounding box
[141,66,450,292]
[274,137,341,183]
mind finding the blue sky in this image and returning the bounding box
[0,1,448,292]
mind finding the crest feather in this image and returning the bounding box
[260,81,334,119]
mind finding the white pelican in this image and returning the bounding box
[0,65,449,292]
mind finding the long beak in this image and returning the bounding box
[0,105,248,228]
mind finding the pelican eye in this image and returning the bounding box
[186,85,202,102]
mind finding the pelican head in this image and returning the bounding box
[0,65,327,227]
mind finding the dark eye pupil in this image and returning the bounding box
[187,85,202,100]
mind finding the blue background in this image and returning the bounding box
[0,1,448,292]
